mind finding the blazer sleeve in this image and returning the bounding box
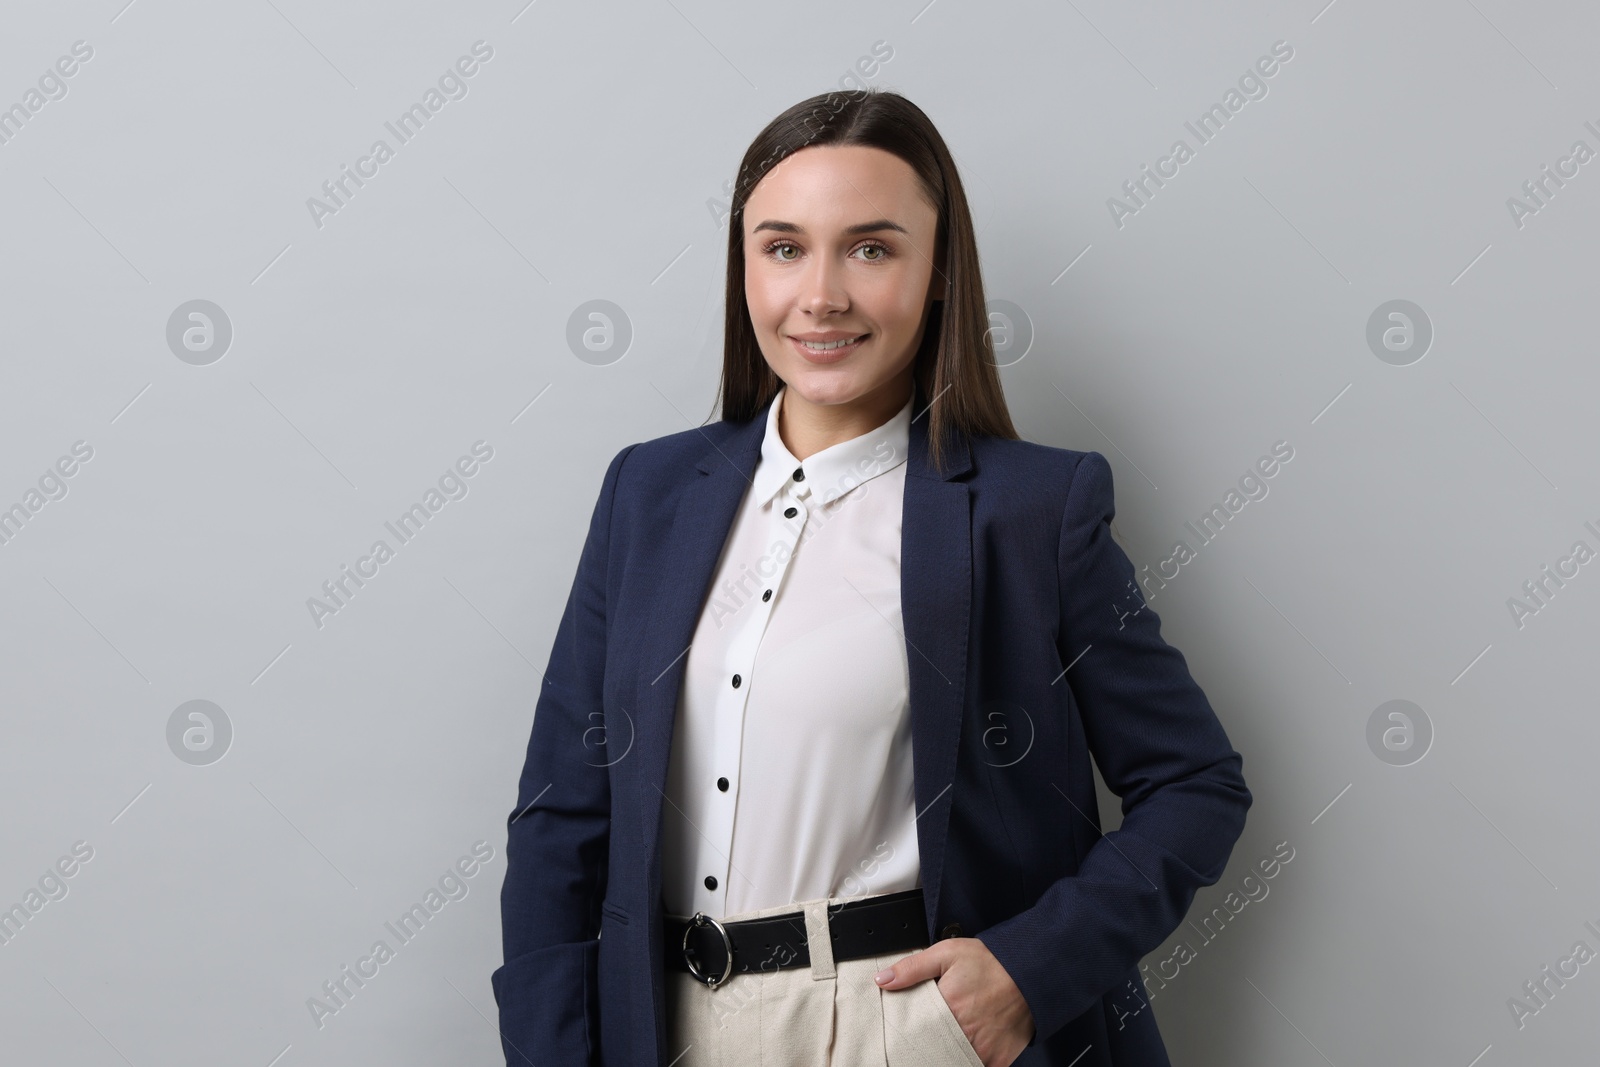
[974,449,1252,1047]
[491,442,635,1067]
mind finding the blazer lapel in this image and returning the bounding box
[636,381,973,938]
[899,389,973,935]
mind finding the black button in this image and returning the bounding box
[717,777,729,791]
[731,674,741,688]
[941,922,963,939]
[704,875,718,890]
[762,589,772,602]
[793,467,805,481]
[784,507,797,518]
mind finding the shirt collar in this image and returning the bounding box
[750,384,914,511]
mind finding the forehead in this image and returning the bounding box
[744,145,935,230]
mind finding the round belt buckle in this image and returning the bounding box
[683,912,734,988]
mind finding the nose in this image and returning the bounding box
[799,255,848,316]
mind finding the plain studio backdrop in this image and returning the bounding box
[2,0,1598,1064]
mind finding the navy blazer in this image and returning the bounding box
[493,381,1251,1066]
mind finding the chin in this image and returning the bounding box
[781,370,868,405]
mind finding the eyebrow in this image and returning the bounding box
[750,218,909,237]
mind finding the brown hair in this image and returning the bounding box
[714,88,1018,475]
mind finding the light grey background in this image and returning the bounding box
[2,1,1597,1064]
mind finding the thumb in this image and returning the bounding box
[874,946,940,989]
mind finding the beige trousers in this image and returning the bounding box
[664,892,985,1067]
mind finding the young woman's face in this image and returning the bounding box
[742,144,942,412]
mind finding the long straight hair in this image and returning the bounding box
[715,88,1018,475]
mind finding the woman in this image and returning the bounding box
[493,89,1251,1067]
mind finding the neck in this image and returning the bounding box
[778,377,914,462]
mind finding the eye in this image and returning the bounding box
[855,242,891,262]
[760,240,800,262]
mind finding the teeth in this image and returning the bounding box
[797,335,864,350]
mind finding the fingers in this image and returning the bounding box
[875,942,952,988]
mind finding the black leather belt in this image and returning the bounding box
[665,888,929,989]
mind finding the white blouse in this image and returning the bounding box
[661,383,921,920]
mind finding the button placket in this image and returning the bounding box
[700,479,811,916]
